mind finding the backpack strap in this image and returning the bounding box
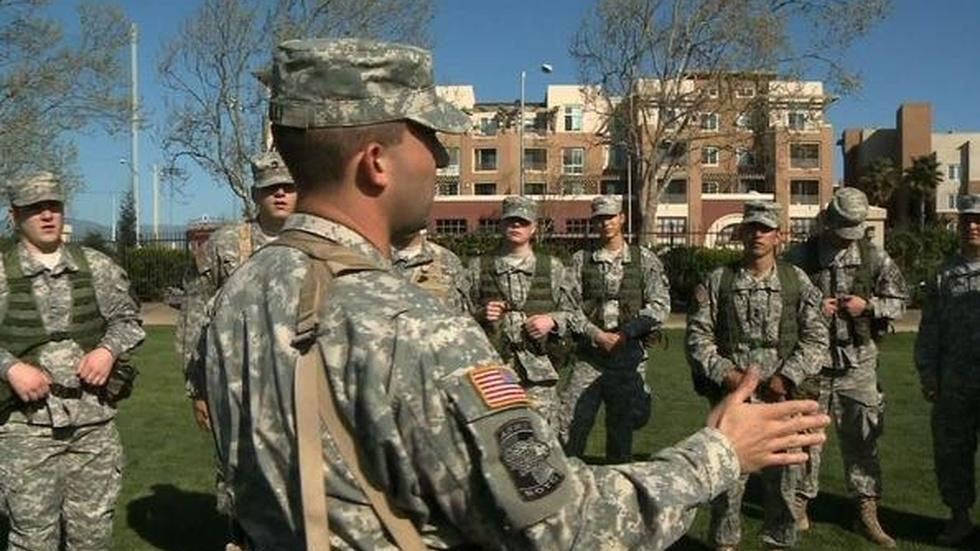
[271,229,425,551]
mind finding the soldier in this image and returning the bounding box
[392,229,471,312]
[467,196,575,426]
[0,171,144,549]
[175,149,297,428]
[916,193,980,546]
[559,195,670,463]
[203,38,829,550]
[785,187,906,547]
[687,200,829,550]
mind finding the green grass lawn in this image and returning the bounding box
[2,328,974,550]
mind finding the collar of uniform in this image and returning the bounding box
[592,244,631,264]
[729,263,781,290]
[17,242,80,277]
[494,251,534,275]
[281,213,391,268]
[392,241,434,268]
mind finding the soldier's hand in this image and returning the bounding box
[921,385,939,403]
[764,374,792,402]
[839,295,868,317]
[525,314,556,340]
[484,301,508,322]
[707,370,829,474]
[722,368,746,392]
[7,362,52,402]
[192,399,212,430]
[821,297,838,317]
[76,347,115,387]
[594,330,625,353]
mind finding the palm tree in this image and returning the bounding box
[857,157,899,207]
[903,154,942,230]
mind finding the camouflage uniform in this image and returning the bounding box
[0,172,144,550]
[785,189,907,510]
[392,234,471,313]
[203,38,746,550]
[916,195,980,517]
[686,201,828,549]
[468,199,575,428]
[560,196,671,463]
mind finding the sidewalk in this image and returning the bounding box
[142,302,923,332]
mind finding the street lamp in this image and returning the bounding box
[519,63,553,195]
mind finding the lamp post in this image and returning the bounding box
[519,63,553,195]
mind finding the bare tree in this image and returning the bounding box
[0,0,130,191]
[571,0,891,245]
[158,0,433,217]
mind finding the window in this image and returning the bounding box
[788,111,808,131]
[736,148,755,168]
[789,144,820,169]
[948,194,957,209]
[606,145,628,169]
[563,105,583,131]
[661,107,680,130]
[562,147,585,174]
[700,112,719,131]
[790,180,820,205]
[656,217,688,246]
[525,182,546,195]
[524,148,548,171]
[566,218,593,235]
[658,140,686,160]
[948,164,962,181]
[706,87,719,98]
[601,181,625,194]
[735,112,752,129]
[790,218,817,241]
[702,180,720,194]
[476,116,498,136]
[437,180,459,196]
[478,218,500,233]
[743,178,774,193]
[435,218,467,235]
[474,182,496,195]
[662,179,687,204]
[735,85,755,98]
[438,147,460,175]
[474,148,497,172]
[702,146,719,166]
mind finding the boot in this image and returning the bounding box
[794,494,810,532]
[855,498,896,548]
[937,508,973,546]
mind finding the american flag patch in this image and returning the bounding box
[469,366,530,411]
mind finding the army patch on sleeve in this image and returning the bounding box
[497,417,565,501]
[469,366,530,411]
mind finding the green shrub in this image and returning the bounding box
[120,246,193,301]
[661,246,741,311]
[885,226,958,307]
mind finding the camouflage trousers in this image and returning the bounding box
[557,359,649,463]
[710,466,800,548]
[525,384,560,430]
[931,376,980,511]
[0,420,123,550]
[797,365,885,500]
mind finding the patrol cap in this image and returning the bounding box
[268,38,471,134]
[741,200,780,229]
[501,196,537,223]
[825,187,869,240]
[591,195,622,217]
[956,194,980,214]
[250,151,294,189]
[8,171,65,207]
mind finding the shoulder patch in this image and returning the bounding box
[469,366,530,411]
[497,417,565,501]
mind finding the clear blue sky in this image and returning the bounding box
[56,0,980,230]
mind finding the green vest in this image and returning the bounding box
[0,245,107,363]
[799,237,876,345]
[580,245,644,329]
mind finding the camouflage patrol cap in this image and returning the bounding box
[250,150,294,189]
[268,38,471,134]
[501,196,538,223]
[956,194,980,214]
[591,195,622,217]
[825,187,869,240]
[741,200,781,229]
[8,171,65,207]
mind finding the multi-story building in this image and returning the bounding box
[430,76,837,246]
[842,102,980,219]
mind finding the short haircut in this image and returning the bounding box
[272,122,405,190]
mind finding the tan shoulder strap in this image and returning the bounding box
[238,222,253,261]
[286,234,425,551]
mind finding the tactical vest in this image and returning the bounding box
[478,253,555,314]
[580,245,644,329]
[0,245,106,363]
[799,237,876,345]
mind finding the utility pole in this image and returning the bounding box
[130,23,141,246]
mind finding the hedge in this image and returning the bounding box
[120,246,194,302]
